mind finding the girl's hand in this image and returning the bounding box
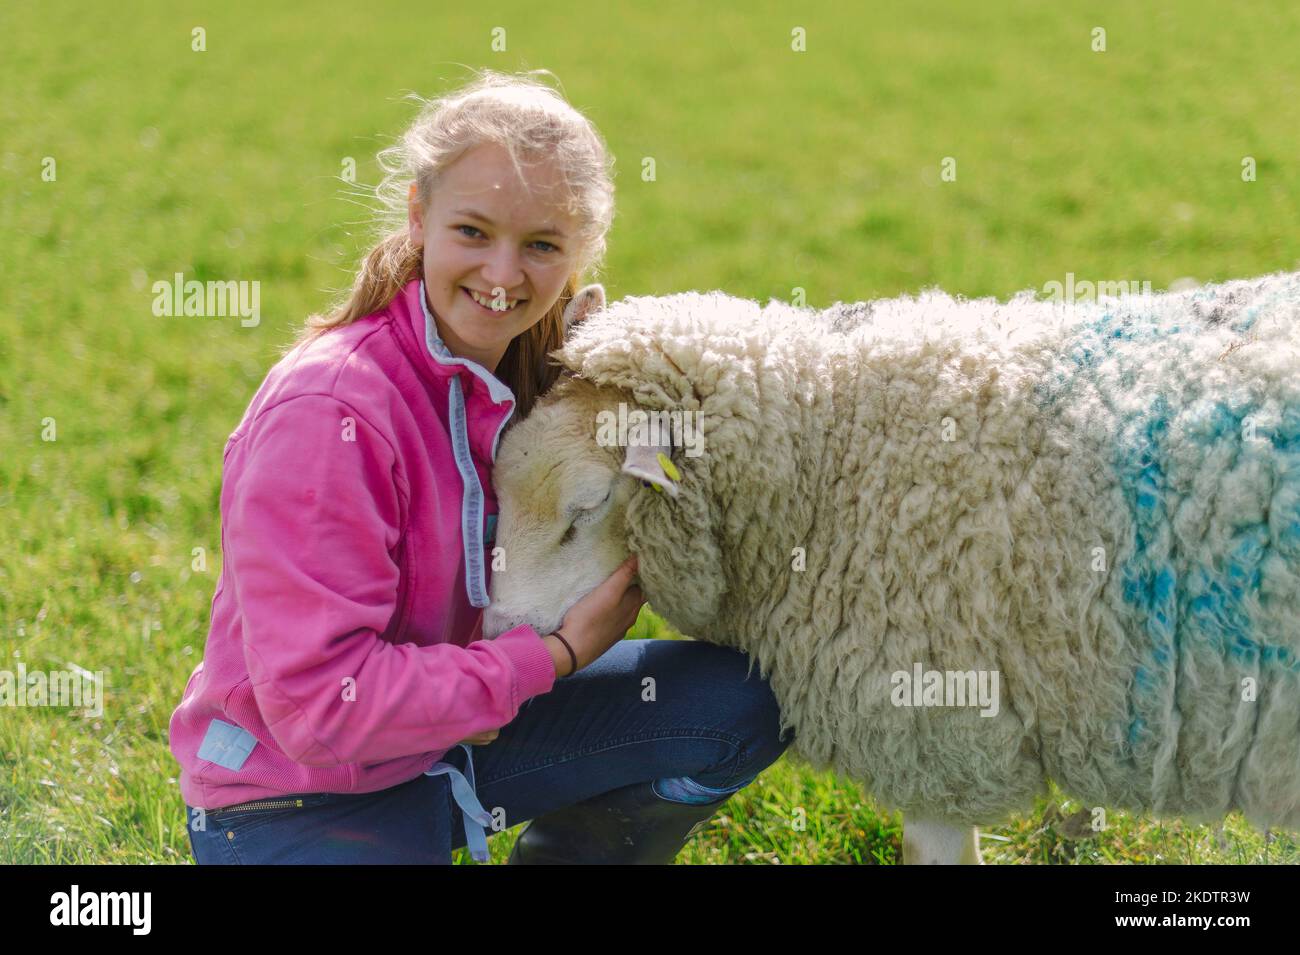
[458,729,500,746]
[543,554,645,676]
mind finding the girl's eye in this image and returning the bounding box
[456,225,558,253]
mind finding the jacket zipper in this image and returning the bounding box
[216,798,304,813]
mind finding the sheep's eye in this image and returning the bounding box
[560,488,611,546]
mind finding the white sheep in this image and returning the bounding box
[483,271,1300,864]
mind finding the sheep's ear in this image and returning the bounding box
[563,284,605,332]
[621,442,680,498]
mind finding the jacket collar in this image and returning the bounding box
[390,278,517,408]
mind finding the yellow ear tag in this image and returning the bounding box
[657,452,681,482]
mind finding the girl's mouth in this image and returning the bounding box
[462,286,523,313]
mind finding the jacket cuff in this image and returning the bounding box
[493,624,558,704]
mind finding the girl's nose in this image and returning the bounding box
[480,246,524,290]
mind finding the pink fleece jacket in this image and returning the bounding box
[168,278,557,809]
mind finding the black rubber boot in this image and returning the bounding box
[507,780,730,865]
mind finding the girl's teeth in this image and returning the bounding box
[467,288,517,310]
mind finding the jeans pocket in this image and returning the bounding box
[205,794,332,838]
[188,821,237,865]
[190,776,455,864]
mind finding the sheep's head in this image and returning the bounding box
[483,285,728,640]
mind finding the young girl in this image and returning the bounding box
[169,70,791,864]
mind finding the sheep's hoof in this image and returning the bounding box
[902,817,983,865]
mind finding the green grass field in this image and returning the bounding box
[3,0,1300,863]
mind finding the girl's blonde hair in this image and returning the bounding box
[286,69,615,419]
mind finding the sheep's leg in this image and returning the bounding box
[901,817,983,865]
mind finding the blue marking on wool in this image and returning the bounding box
[1039,300,1300,754]
[1127,715,1146,747]
[1187,527,1269,664]
[1276,404,1300,452]
[1124,398,1300,676]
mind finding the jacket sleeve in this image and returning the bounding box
[224,394,557,768]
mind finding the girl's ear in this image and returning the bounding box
[407,182,424,249]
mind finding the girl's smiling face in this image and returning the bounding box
[408,141,580,374]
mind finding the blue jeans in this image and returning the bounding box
[185,639,793,864]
